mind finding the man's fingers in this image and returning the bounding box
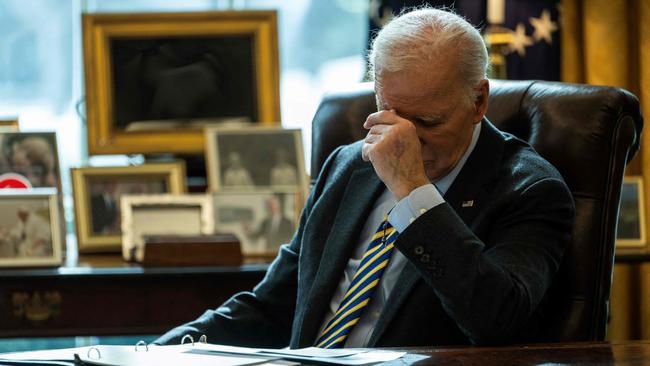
[361,142,372,162]
[366,124,389,137]
[364,109,400,129]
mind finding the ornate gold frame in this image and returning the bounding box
[82,11,280,155]
[72,163,186,253]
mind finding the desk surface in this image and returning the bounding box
[387,341,650,365]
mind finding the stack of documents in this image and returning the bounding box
[0,343,407,366]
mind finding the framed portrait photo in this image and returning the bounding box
[0,189,63,267]
[213,190,301,258]
[0,132,61,189]
[206,126,307,195]
[616,176,646,247]
[121,194,215,262]
[71,163,186,253]
[82,10,280,155]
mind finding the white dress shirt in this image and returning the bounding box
[317,122,482,347]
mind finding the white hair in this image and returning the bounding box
[369,7,488,102]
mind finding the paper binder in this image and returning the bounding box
[0,334,406,366]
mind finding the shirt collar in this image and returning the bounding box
[433,121,482,195]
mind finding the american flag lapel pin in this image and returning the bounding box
[461,200,474,208]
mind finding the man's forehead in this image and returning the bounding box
[374,71,457,102]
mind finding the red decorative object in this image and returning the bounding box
[0,173,32,189]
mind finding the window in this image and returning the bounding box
[0,0,368,233]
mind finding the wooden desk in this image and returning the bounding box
[0,252,268,338]
[387,341,650,365]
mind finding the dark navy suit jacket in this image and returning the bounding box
[155,120,575,347]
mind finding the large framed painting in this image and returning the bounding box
[616,176,646,248]
[71,163,186,253]
[82,10,280,155]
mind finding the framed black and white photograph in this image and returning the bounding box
[0,132,60,189]
[83,11,280,155]
[213,190,301,257]
[71,163,186,253]
[121,194,215,262]
[616,176,646,247]
[206,126,307,194]
[0,189,63,267]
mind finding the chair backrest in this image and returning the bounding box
[310,80,643,342]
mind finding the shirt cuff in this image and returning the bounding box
[388,184,444,233]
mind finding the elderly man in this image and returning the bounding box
[156,7,574,348]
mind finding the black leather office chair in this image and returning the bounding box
[310,80,643,342]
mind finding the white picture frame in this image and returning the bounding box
[121,194,215,262]
[0,188,63,267]
[205,126,307,196]
[213,190,301,258]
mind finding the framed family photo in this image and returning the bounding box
[213,190,301,257]
[205,126,307,195]
[0,189,63,267]
[83,10,280,155]
[0,132,60,189]
[121,194,215,262]
[71,162,186,253]
[616,176,646,247]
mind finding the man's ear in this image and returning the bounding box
[473,79,489,124]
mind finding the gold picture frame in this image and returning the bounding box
[616,176,647,247]
[71,163,186,253]
[0,189,63,267]
[82,10,281,155]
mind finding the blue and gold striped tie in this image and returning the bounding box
[315,216,398,349]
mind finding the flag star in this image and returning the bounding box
[529,9,558,45]
[508,23,534,57]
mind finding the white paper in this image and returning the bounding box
[194,343,406,365]
[79,345,273,366]
[0,347,88,360]
[1,343,406,366]
[258,347,363,358]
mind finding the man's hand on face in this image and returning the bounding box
[362,109,431,200]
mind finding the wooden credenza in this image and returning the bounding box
[0,254,268,338]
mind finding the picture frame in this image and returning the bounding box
[0,132,61,189]
[0,119,19,131]
[213,190,302,258]
[206,126,307,195]
[71,162,186,253]
[0,189,63,267]
[616,176,646,247]
[121,194,215,262]
[82,10,281,155]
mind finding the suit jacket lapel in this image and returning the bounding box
[297,165,385,347]
[368,119,506,346]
